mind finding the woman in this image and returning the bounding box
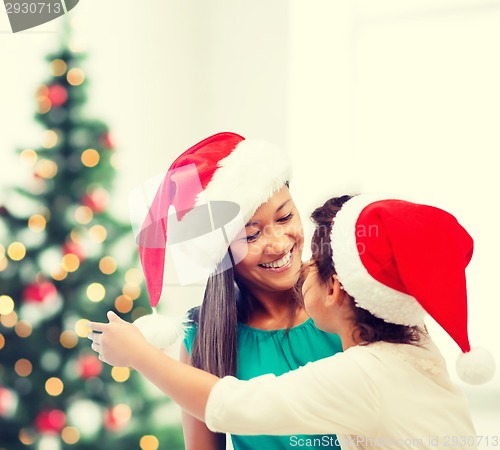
[122,132,342,449]
[89,194,494,449]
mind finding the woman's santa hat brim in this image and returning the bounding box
[134,132,291,348]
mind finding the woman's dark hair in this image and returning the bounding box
[190,253,304,378]
[189,182,304,377]
[190,266,239,377]
[310,195,423,346]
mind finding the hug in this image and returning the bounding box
[88,132,495,450]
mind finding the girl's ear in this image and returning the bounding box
[325,275,345,307]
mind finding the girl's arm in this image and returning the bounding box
[88,312,377,437]
[88,311,217,421]
[179,344,226,450]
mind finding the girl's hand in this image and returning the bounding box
[87,311,149,368]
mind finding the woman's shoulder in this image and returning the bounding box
[182,306,200,354]
[186,305,200,323]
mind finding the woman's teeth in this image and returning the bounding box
[260,250,292,269]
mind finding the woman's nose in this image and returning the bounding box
[263,231,289,255]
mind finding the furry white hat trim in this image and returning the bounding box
[330,194,426,326]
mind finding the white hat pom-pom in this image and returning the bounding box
[456,347,496,385]
[134,309,188,349]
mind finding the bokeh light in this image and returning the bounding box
[0,295,15,314]
[75,319,90,338]
[125,268,143,285]
[41,130,59,149]
[74,206,93,224]
[37,97,52,114]
[105,403,132,431]
[35,159,58,179]
[40,351,61,372]
[67,68,85,86]
[67,399,102,438]
[50,265,68,281]
[15,320,33,338]
[115,295,133,314]
[37,85,49,97]
[20,149,38,166]
[50,59,67,77]
[0,311,18,328]
[89,225,107,243]
[62,253,80,272]
[0,245,6,271]
[87,283,105,302]
[69,38,87,54]
[8,242,26,261]
[28,214,47,232]
[45,377,64,396]
[15,359,33,377]
[38,432,62,450]
[70,228,83,243]
[99,256,117,275]
[0,256,7,272]
[113,403,131,422]
[60,330,78,349]
[140,435,159,450]
[111,367,130,383]
[122,284,141,300]
[0,334,5,350]
[18,428,36,445]
[81,149,100,167]
[61,426,80,445]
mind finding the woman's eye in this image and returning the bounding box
[245,231,260,243]
[277,212,294,223]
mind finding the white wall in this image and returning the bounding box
[289,0,500,439]
[1,0,290,213]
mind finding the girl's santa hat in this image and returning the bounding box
[330,195,495,385]
[133,132,291,348]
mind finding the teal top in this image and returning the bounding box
[184,317,343,450]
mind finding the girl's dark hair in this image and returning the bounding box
[310,195,422,346]
[190,254,304,377]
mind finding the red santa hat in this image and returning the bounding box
[133,132,291,347]
[330,195,495,385]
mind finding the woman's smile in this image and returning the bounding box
[258,247,294,272]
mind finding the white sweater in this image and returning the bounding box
[206,339,477,449]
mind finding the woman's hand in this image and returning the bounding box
[87,311,149,368]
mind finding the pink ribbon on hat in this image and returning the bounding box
[137,132,244,307]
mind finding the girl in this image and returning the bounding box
[114,132,342,449]
[89,194,494,449]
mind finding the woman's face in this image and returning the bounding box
[231,186,304,295]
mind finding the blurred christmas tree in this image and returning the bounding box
[0,27,184,450]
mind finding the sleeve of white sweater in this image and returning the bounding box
[205,348,379,437]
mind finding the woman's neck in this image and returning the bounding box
[243,289,308,330]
